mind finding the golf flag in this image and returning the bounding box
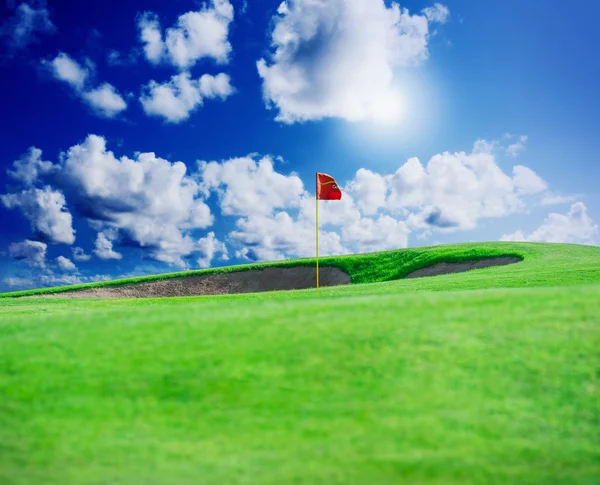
[316,173,342,200]
[315,172,342,291]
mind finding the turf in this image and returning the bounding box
[1,242,599,484]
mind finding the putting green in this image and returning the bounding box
[1,242,599,485]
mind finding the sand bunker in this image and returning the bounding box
[404,257,522,279]
[33,266,351,299]
[29,256,523,299]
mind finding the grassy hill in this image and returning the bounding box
[1,242,599,484]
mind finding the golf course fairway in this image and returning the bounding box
[1,242,599,484]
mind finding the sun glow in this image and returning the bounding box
[368,89,404,125]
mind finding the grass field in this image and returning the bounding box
[1,242,599,484]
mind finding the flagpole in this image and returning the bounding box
[316,172,319,292]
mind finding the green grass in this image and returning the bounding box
[1,242,600,484]
[2,241,600,298]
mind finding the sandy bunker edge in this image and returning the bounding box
[27,257,523,299]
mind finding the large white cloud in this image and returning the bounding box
[197,155,304,216]
[138,0,234,68]
[0,1,55,50]
[257,0,448,123]
[62,135,214,267]
[45,53,127,118]
[501,202,598,245]
[1,186,75,244]
[387,146,526,230]
[140,72,233,123]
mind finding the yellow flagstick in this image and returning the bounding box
[315,173,319,292]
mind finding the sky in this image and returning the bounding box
[0,0,599,291]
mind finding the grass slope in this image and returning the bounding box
[2,241,600,298]
[1,242,600,484]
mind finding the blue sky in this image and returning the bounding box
[0,0,598,291]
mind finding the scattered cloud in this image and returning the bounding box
[0,134,568,276]
[56,255,76,271]
[8,240,47,267]
[208,139,550,259]
[421,3,450,24]
[540,192,579,206]
[501,202,598,245]
[7,146,56,186]
[3,276,35,288]
[138,0,234,68]
[82,83,128,118]
[505,135,528,157]
[48,52,88,89]
[72,246,92,262]
[93,231,122,260]
[196,231,228,268]
[140,72,233,122]
[0,0,55,50]
[44,53,127,118]
[257,0,449,123]
[1,186,75,244]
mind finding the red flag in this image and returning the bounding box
[316,172,342,200]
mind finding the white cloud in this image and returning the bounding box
[137,12,164,63]
[422,3,450,23]
[341,214,409,252]
[8,240,47,267]
[501,202,598,245]
[140,72,233,122]
[63,135,213,266]
[540,193,579,206]
[45,53,127,118]
[197,155,303,216]
[217,139,557,260]
[82,83,128,118]
[56,255,76,271]
[0,1,55,49]
[512,165,547,195]
[72,246,92,262]
[257,0,449,123]
[7,147,55,186]
[1,134,561,270]
[387,147,523,230]
[138,0,234,68]
[505,135,528,157]
[230,211,347,261]
[345,168,387,215]
[48,52,89,89]
[196,232,228,268]
[93,232,122,260]
[1,186,75,244]
[4,276,35,288]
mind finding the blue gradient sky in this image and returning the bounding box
[1,0,598,291]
